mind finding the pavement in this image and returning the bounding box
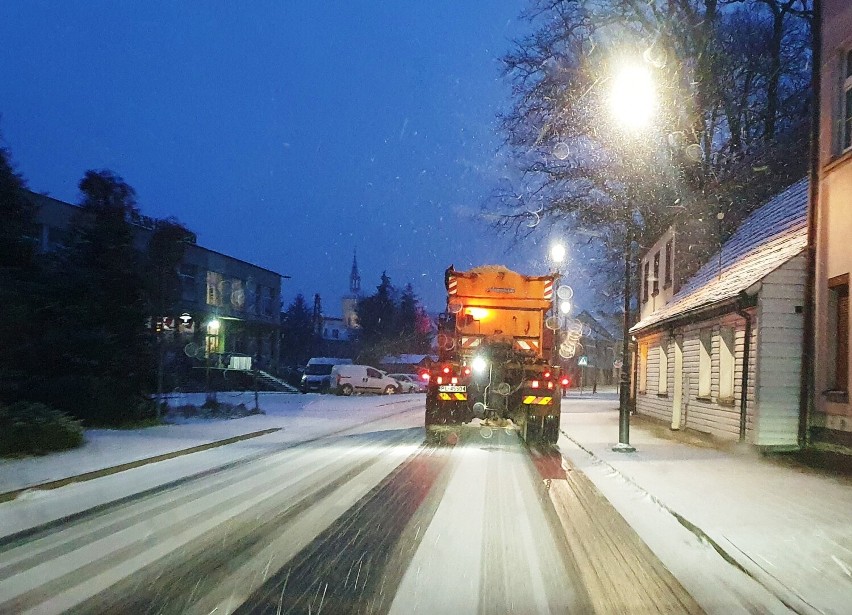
[559,389,852,615]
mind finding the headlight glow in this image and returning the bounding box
[472,356,488,374]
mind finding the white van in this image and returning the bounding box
[300,357,352,393]
[330,364,400,396]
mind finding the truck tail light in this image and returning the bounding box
[421,372,430,381]
[442,366,451,374]
[561,377,569,386]
[451,377,458,384]
[437,376,443,385]
[547,381,554,389]
[531,380,539,389]
[544,371,551,378]
[463,367,471,376]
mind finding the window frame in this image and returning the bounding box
[657,342,668,396]
[638,343,648,393]
[652,252,660,296]
[664,239,673,288]
[642,261,650,303]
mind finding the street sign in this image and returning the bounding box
[578,355,588,366]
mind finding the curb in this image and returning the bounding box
[559,429,822,615]
[0,427,281,504]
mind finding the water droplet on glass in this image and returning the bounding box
[557,285,574,300]
[643,46,667,69]
[552,141,570,160]
[685,144,703,162]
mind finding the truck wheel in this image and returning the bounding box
[542,415,560,444]
[340,384,353,396]
[523,414,542,443]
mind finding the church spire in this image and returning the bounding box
[350,249,361,294]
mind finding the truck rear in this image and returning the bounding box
[425,265,561,444]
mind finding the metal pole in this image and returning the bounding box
[614,209,636,453]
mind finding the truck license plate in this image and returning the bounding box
[438,384,466,393]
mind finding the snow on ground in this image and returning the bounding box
[558,393,852,615]
[0,393,424,538]
[0,392,423,494]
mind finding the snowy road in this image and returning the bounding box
[0,398,698,614]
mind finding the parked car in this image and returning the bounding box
[300,357,353,393]
[389,373,426,393]
[330,364,400,396]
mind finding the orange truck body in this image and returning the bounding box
[445,265,556,359]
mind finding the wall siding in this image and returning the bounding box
[754,254,806,447]
[636,312,757,442]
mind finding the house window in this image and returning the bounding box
[843,50,852,152]
[206,271,223,306]
[828,275,849,392]
[657,342,668,395]
[642,261,650,303]
[179,264,197,301]
[652,252,660,296]
[664,239,673,287]
[698,329,712,398]
[719,327,735,400]
[639,343,648,393]
[263,287,276,317]
[230,279,245,310]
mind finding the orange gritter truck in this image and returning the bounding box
[425,265,561,444]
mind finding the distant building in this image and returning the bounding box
[28,191,283,371]
[631,180,808,448]
[813,0,852,446]
[317,251,361,357]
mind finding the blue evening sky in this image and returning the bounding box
[0,2,591,313]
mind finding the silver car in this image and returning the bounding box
[389,373,427,393]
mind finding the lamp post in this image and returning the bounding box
[550,243,566,365]
[609,62,657,453]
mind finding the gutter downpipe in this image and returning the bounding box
[799,0,821,448]
[737,296,754,443]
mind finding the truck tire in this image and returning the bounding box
[542,415,560,444]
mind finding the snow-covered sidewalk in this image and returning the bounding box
[0,392,420,495]
[559,393,852,615]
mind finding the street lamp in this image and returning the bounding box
[549,243,566,365]
[609,62,656,454]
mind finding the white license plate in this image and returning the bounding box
[438,385,466,393]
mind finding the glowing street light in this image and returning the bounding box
[550,243,566,265]
[609,64,656,131]
[560,300,572,314]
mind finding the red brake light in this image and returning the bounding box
[442,366,450,374]
[544,371,551,379]
[561,377,569,386]
[547,381,554,389]
[531,380,540,389]
[421,372,430,381]
[437,376,443,385]
[451,377,458,384]
[463,367,471,376]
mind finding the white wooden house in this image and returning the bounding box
[630,180,809,449]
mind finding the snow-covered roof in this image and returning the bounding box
[631,179,808,333]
